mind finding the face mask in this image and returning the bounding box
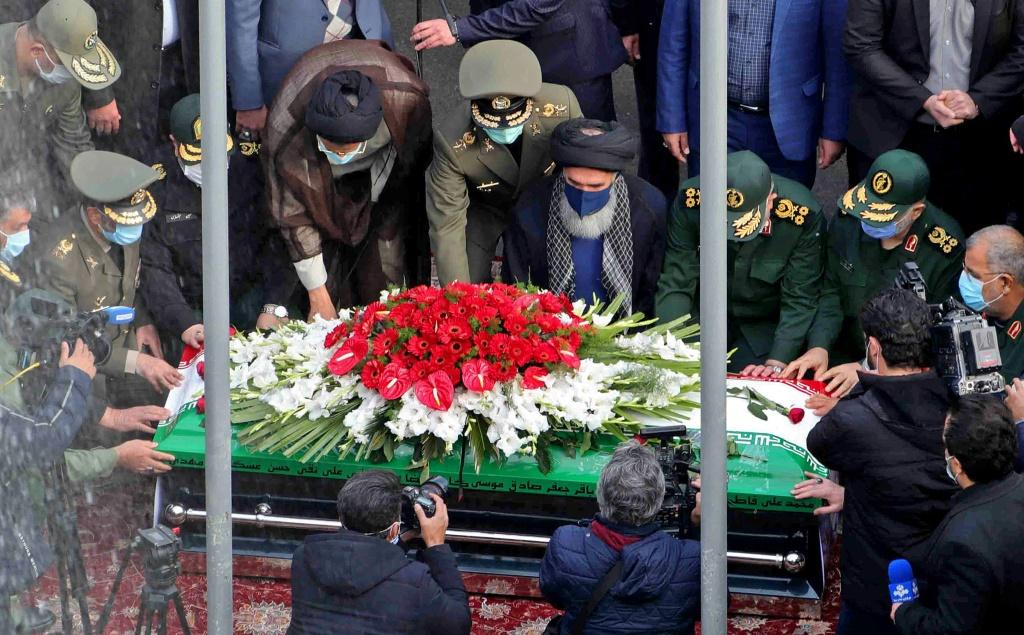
[0,229,30,261]
[945,455,961,484]
[483,124,524,145]
[958,270,1005,312]
[564,182,611,216]
[180,161,203,187]
[101,222,144,246]
[863,337,876,371]
[35,48,73,85]
[860,208,914,240]
[318,137,366,166]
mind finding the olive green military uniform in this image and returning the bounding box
[991,300,1024,383]
[806,150,964,365]
[656,152,824,369]
[426,40,583,284]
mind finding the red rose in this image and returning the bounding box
[533,343,558,364]
[196,361,205,378]
[327,337,368,376]
[788,408,805,424]
[462,359,496,393]
[378,364,413,400]
[196,396,206,414]
[372,328,400,356]
[324,323,349,349]
[361,360,385,390]
[522,366,549,389]
[414,371,455,411]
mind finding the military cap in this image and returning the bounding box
[71,151,159,225]
[840,149,930,227]
[34,0,120,90]
[460,41,542,130]
[678,151,774,242]
[170,94,235,165]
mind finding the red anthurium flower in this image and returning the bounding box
[196,361,205,378]
[378,364,413,400]
[512,293,540,313]
[361,360,385,390]
[462,359,495,393]
[327,337,368,376]
[196,396,206,414]
[522,366,549,389]
[557,346,581,370]
[414,371,455,411]
[324,323,349,349]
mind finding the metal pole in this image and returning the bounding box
[699,0,729,632]
[198,0,233,631]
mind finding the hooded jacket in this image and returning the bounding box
[286,530,470,635]
[808,371,958,618]
[539,519,700,634]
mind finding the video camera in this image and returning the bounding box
[895,262,1005,395]
[638,426,699,535]
[401,476,450,529]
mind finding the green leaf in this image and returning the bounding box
[580,431,592,455]
[535,440,553,475]
[747,403,768,420]
[383,435,395,463]
[727,438,739,457]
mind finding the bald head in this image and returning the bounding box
[966,225,1024,282]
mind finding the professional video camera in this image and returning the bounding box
[401,476,450,528]
[638,425,699,535]
[895,262,1005,395]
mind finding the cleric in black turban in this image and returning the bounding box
[502,119,666,317]
[305,70,384,144]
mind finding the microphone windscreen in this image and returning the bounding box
[888,559,919,603]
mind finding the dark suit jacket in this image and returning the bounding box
[460,0,628,85]
[894,474,1024,635]
[845,0,1024,157]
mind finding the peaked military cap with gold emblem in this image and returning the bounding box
[460,41,542,130]
[170,94,235,166]
[34,0,121,90]
[681,151,774,242]
[70,151,160,225]
[839,149,930,228]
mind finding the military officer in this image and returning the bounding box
[41,150,183,410]
[785,150,964,394]
[0,0,121,217]
[426,40,583,284]
[656,150,825,373]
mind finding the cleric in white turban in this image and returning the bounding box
[501,119,667,316]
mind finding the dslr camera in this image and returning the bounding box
[638,426,699,534]
[401,476,450,528]
[895,262,1005,395]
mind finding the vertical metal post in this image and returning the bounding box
[699,0,729,632]
[199,0,233,632]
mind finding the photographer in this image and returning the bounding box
[0,340,95,633]
[891,396,1024,634]
[807,288,958,635]
[539,440,700,635]
[287,470,470,635]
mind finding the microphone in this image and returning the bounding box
[888,559,919,603]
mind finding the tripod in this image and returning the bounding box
[44,462,94,635]
[97,526,191,635]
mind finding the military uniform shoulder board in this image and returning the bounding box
[452,130,476,154]
[52,234,76,260]
[239,141,260,157]
[681,186,701,209]
[0,260,21,286]
[1009,321,1022,340]
[926,225,960,255]
[536,102,569,118]
[151,163,166,181]
[773,198,811,226]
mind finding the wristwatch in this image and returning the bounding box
[261,304,289,319]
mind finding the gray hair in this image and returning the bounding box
[336,470,402,534]
[596,440,665,526]
[966,225,1024,281]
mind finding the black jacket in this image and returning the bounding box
[895,474,1024,635]
[501,173,667,317]
[845,0,1024,157]
[807,371,958,618]
[287,531,471,635]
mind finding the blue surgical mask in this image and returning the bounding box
[483,125,524,145]
[101,223,144,246]
[317,137,366,166]
[958,269,1005,312]
[564,182,611,216]
[1,229,30,262]
[861,210,914,240]
[35,49,73,85]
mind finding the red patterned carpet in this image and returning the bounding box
[24,484,840,634]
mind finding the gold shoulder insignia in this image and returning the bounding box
[452,131,476,153]
[683,187,701,208]
[240,141,260,157]
[732,208,762,240]
[927,226,960,254]
[773,199,810,226]
[0,261,21,286]
[538,103,569,118]
[530,122,542,136]
[151,163,166,181]
[482,137,494,153]
[52,237,74,260]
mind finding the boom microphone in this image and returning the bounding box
[888,559,919,603]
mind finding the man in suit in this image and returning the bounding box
[227,0,393,139]
[411,0,630,121]
[845,0,1024,234]
[656,0,850,188]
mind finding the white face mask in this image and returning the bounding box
[35,48,73,84]
[179,159,203,187]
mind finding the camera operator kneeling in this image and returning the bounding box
[0,340,95,633]
[287,470,471,635]
[539,440,700,635]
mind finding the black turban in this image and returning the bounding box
[305,70,384,144]
[549,119,637,172]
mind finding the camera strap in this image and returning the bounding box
[570,559,624,635]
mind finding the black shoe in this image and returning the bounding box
[22,606,56,634]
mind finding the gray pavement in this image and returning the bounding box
[384,0,849,209]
